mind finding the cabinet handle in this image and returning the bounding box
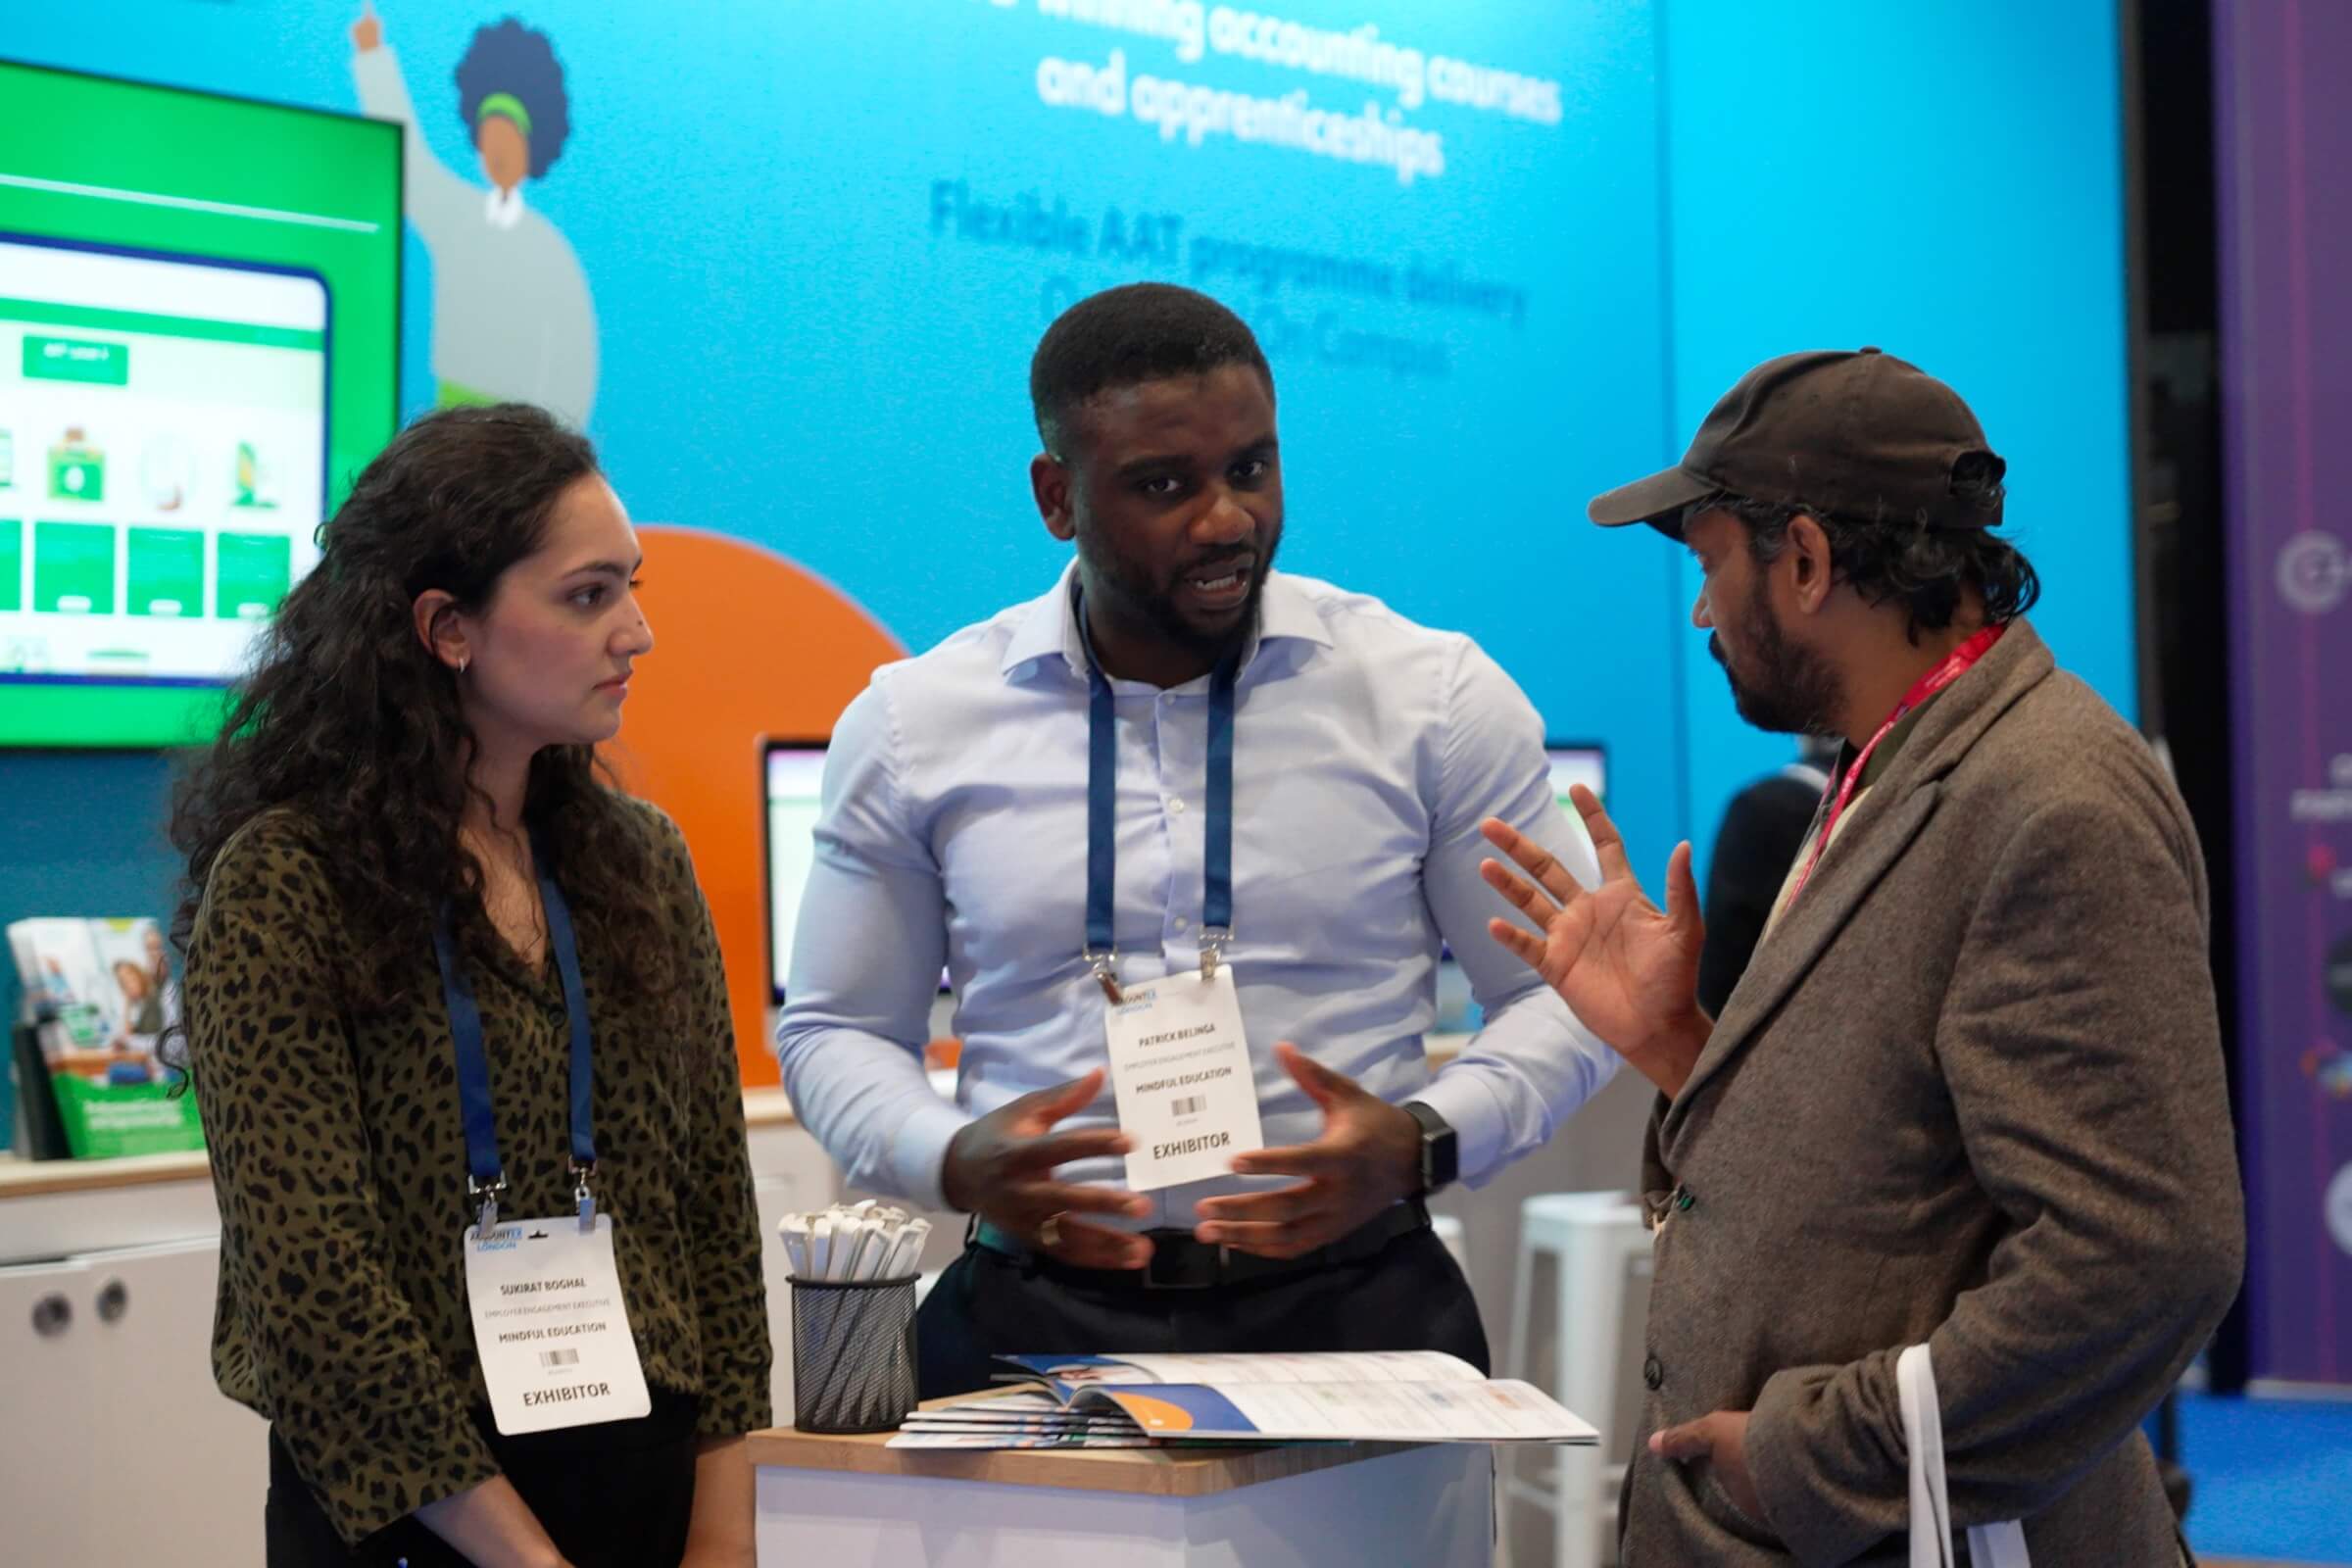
[30,1292,72,1337]
[96,1278,129,1323]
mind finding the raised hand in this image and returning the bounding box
[1479,786,1711,1097]
[940,1068,1152,1269]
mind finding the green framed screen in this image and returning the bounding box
[0,62,398,747]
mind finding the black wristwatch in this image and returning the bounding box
[1399,1100,1458,1196]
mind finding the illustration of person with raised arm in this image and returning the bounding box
[351,3,600,426]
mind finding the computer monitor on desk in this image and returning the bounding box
[762,741,828,1007]
[1545,742,1607,812]
[763,739,952,1005]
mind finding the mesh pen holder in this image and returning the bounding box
[789,1275,919,1434]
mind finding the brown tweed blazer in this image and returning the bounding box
[1622,619,2243,1567]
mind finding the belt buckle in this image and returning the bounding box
[1141,1232,1226,1291]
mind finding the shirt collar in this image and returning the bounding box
[999,561,1334,682]
[485,185,527,229]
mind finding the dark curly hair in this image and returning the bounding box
[1711,466,2041,643]
[165,405,670,1076]
[456,18,571,178]
[1031,283,1273,458]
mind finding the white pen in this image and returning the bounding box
[779,1213,812,1278]
[883,1219,931,1279]
[841,1216,879,1281]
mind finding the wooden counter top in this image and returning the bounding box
[748,1398,1418,1498]
[742,1086,799,1128]
[0,1148,214,1199]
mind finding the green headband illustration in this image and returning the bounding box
[475,91,532,137]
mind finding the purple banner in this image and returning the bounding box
[2216,0,2352,1388]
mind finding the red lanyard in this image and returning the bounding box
[1785,622,2006,908]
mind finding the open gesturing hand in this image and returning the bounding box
[1479,786,1712,1098]
[1192,1044,1421,1259]
[940,1069,1152,1269]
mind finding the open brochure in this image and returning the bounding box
[7,917,202,1159]
[989,1349,1598,1445]
[885,1389,1206,1450]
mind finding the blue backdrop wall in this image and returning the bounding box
[0,1,2133,1080]
[1659,0,2136,875]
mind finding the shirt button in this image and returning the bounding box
[1169,797,1187,813]
[1643,1354,1664,1391]
[1173,916,1190,932]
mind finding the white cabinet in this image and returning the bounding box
[0,1236,266,1567]
[0,1258,101,1564]
[82,1238,269,1564]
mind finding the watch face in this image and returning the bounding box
[1404,1102,1458,1191]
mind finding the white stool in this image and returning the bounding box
[1499,1192,1651,1568]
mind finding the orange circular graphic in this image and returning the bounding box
[601,525,905,1086]
[1109,1394,1199,1433]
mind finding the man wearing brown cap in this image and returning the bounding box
[1479,349,2242,1564]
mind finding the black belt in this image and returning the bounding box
[974,1199,1431,1292]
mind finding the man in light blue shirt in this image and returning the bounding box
[777,283,1616,1395]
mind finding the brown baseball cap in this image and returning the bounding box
[1588,348,2006,540]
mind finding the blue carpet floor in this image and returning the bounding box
[2178,1392,2352,1562]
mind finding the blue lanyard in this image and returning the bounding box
[432,846,598,1233]
[1073,589,1239,1001]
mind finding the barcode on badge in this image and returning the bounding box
[1170,1095,1205,1117]
[538,1348,580,1368]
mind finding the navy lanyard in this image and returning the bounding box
[432,845,598,1233]
[1072,588,1239,1001]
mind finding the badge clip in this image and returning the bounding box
[467,1171,510,1237]
[1197,927,1233,982]
[1083,948,1124,1005]
[571,1161,598,1231]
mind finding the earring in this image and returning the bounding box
[456,656,469,674]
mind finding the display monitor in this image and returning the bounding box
[764,738,953,1006]
[0,62,400,747]
[1545,742,1608,808]
[763,740,827,1005]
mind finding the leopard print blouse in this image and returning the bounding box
[185,799,772,1544]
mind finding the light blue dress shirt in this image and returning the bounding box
[776,564,1617,1223]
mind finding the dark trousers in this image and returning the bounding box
[916,1223,1490,1398]
[264,1392,700,1567]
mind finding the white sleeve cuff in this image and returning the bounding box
[888,1097,977,1213]
[1405,1069,1512,1191]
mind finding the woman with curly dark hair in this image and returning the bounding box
[174,404,766,1568]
